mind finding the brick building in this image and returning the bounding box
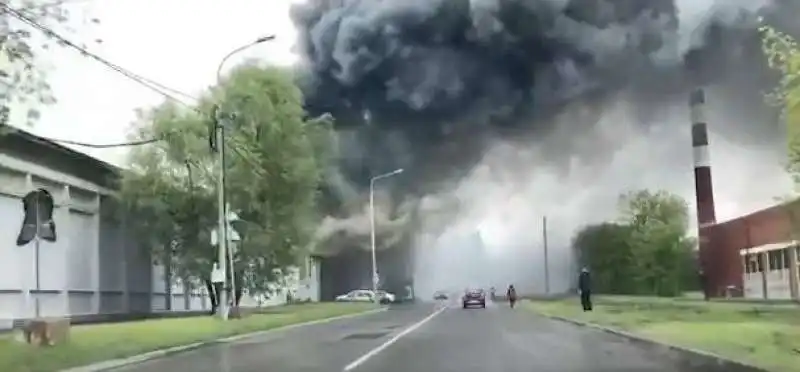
[702,199,800,298]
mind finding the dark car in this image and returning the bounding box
[433,291,448,300]
[462,288,486,309]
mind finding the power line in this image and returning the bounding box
[1,2,203,148]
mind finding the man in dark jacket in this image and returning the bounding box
[578,267,592,311]
[506,284,517,308]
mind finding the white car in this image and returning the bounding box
[375,290,396,303]
[335,290,374,302]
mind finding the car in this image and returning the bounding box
[433,291,449,300]
[335,290,374,302]
[375,290,396,304]
[462,288,486,309]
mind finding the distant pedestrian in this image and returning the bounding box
[506,284,517,308]
[578,267,592,311]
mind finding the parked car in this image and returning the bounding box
[375,290,396,304]
[335,290,374,302]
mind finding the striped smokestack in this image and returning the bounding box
[690,88,717,227]
[691,88,718,298]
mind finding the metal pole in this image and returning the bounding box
[212,36,274,318]
[227,236,236,308]
[368,168,404,305]
[369,179,379,305]
[216,122,229,320]
[34,191,41,318]
[543,215,550,294]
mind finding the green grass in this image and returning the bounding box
[0,302,376,372]
[525,296,800,372]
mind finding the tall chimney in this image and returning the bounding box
[690,88,717,298]
[691,89,717,227]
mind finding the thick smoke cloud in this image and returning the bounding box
[293,0,775,184]
[291,0,796,296]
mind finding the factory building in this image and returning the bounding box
[0,127,318,329]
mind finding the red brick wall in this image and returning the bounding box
[703,201,799,296]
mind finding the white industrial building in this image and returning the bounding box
[0,127,320,329]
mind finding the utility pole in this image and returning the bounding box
[214,106,229,320]
[211,35,275,320]
[543,216,550,294]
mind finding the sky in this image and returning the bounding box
[9,0,301,166]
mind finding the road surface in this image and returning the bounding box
[114,301,734,372]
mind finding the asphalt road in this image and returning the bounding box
[113,300,730,372]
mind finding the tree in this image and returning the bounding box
[572,189,696,296]
[119,63,333,301]
[572,222,635,294]
[0,1,101,126]
[619,189,694,296]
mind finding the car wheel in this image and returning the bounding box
[481,302,486,308]
[462,303,467,309]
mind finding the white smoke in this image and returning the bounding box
[411,86,791,299]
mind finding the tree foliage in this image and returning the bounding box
[1,0,101,126]
[119,64,333,296]
[572,189,697,296]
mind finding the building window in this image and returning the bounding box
[784,247,792,268]
[769,249,785,271]
[745,254,761,273]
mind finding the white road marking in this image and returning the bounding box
[343,306,448,371]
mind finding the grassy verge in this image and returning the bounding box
[525,296,800,372]
[0,302,376,372]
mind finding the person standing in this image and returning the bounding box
[210,262,225,315]
[578,267,592,311]
[506,284,517,308]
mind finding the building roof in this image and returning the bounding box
[0,124,122,187]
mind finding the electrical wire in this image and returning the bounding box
[4,1,259,175]
[1,2,203,148]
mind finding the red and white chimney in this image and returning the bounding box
[691,88,717,227]
[691,88,718,298]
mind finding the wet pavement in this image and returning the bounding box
[112,301,740,372]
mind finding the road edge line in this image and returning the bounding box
[343,305,447,371]
[538,313,767,372]
[61,306,388,372]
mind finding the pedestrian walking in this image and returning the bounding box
[506,284,517,308]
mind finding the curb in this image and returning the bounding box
[544,314,768,372]
[61,307,388,372]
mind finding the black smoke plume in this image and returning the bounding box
[291,0,800,265]
[293,0,785,190]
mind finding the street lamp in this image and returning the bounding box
[213,35,275,320]
[369,168,404,305]
[216,35,276,83]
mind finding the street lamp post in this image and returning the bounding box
[214,35,274,320]
[369,168,404,305]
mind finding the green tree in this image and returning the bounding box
[572,222,635,294]
[0,1,101,126]
[619,189,694,296]
[572,189,696,296]
[119,64,333,298]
